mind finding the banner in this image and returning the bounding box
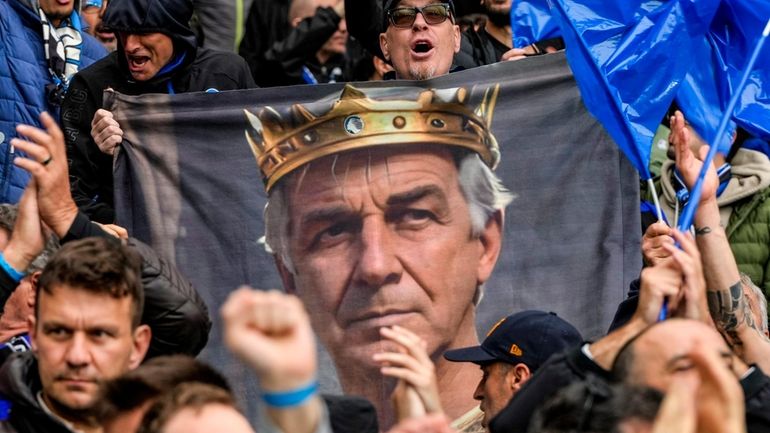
[109,53,641,425]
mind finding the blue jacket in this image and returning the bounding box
[0,0,106,203]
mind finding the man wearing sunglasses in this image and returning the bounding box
[379,0,461,80]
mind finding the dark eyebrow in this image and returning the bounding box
[386,185,447,207]
[300,206,354,228]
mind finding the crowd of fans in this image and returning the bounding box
[1,0,770,432]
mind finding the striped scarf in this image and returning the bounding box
[39,8,83,104]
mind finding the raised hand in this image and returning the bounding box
[12,112,78,238]
[221,287,317,391]
[373,325,443,420]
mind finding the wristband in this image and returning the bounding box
[0,253,25,283]
[261,380,318,408]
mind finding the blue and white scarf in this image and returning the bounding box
[39,7,83,104]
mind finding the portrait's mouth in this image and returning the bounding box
[347,309,417,329]
[58,377,96,388]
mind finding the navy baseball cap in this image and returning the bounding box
[444,310,582,372]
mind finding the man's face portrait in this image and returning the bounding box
[276,145,502,374]
[30,284,149,414]
[380,0,461,80]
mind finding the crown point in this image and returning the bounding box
[340,85,366,100]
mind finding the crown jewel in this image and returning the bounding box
[244,84,500,193]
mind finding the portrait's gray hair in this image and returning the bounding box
[742,273,768,335]
[263,151,514,276]
[0,204,60,275]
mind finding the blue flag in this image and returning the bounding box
[511,0,560,48]
[550,0,721,179]
[676,0,770,154]
[712,0,770,141]
[676,37,736,155]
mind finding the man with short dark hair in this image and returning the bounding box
[0,237,152,433]
[444,311,582,431]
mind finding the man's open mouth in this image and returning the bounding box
[411,40,434,55]
[127,55,150,69]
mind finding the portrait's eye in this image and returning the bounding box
[394,208,435,228]
[311,220,358,249]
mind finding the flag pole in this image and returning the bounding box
[659,18,770,321]
[675,18,770,233]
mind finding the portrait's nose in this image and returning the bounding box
[354,218,402,288]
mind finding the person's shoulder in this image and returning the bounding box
[194,48,248,67]
[80,33,108,65]
[75,51,120,80]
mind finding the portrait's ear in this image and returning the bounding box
[476,210,503,286]
[274,255,297,295]
[379,33,391,61]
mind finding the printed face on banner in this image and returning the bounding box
[278,145,499,379]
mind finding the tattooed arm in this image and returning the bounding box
[669,111,770,370]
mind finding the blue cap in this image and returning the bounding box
[443,310,582,371]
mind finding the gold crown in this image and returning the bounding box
[244,84,501,193]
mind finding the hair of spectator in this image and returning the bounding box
[96,355,231,422]
[35,237,144,327]
[263,150,514,273]
[741,273,769,334]
[529,379,663,433]
[0,204,60,274]
[136,382,241,433]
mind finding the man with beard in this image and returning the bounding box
[348,0,563,75]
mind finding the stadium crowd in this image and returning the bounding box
[0,0,769,432]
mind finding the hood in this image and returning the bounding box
[0,352,42,411]
[102,0,197,55]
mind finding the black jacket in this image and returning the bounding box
[62,0,255,223]
[238,0,290,86]
[0,353,72,433]
[0,211,211,363]
[242,6,347,87]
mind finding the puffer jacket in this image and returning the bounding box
[62,0,255,223]
[657,148,770,305]
[0,0,106,204]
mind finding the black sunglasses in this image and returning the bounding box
[387,3,453,28]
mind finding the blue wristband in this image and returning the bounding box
[261,380,318,408]
[0,253,25,283]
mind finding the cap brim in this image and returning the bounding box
[443,345,497,364]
